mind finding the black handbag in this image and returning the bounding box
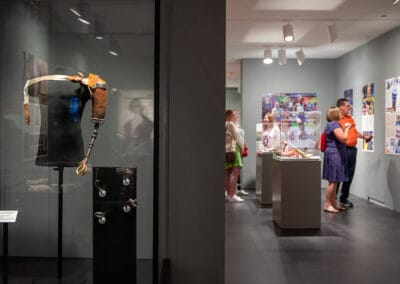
[225,151,236,163]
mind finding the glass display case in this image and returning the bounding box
[256,113,281,153]
[0,1,155,282]
[272,111,321,160]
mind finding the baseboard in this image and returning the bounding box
[368,197,385,207]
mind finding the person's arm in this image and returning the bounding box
[356,129,372,141]
[333,123,350,143]
[227,122,244,150]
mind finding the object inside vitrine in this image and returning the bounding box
[272,111,321,160]
[23,71,108,175]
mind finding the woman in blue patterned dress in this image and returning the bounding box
[322,107,351,213]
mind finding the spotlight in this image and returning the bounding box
[295,49,306,66]
[328,23,337,43]
[263,49,273,64]
[283,23,294,42]
[109,39,120,56]
[278,49,287,65]
[70,1,91,25]
[70,8,81,17]
[94,21,105,40]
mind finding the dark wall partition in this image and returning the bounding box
[158,0,226,283]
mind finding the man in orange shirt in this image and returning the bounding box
[336,98,372,207]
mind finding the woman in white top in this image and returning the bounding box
[225,109,244,202]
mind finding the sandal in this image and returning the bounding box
[323,206,339,213]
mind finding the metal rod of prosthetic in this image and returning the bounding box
[76,123,100,175]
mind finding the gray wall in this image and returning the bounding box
[159,0,225,283]
[336,27,400,210]
[241,59,337,188]
[226,87,241,118]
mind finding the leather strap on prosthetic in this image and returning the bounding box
[23,73,108,175]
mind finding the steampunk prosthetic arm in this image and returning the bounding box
[24,72,108,175]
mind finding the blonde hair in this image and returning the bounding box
[326,106,340,122]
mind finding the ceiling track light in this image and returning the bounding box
[70,8,81,17]
[70,1,91,25]
[94,20,105,40]
[328,23,337,43]
[295,49,306,66]
[283,23,294,42]
[109,39,120,56]
[278,49,287,65]
[263,49,273,64]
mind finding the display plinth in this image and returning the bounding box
[272,158,321,229]
[93,167,137,284]
[256,152,273,207]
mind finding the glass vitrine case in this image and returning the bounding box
[256,112,282,153]
[272,111,321,160]
[0,1,155,283]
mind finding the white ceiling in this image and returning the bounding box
[226,0,400,87]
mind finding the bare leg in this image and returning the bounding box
[324,182,339,213]
[225,168,233,196]
[227,167,240,197]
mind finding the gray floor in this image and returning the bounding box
[0,258,152,283]
[225,190,400,284]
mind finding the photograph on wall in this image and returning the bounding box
[344,88,353,115]
[261,92,317,121]
[385,76,400,155]
[361,83,374,152]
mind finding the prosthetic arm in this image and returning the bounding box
[23,72,108,175]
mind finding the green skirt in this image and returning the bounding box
[225,145,243,170]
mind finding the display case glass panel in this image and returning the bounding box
[256,122,281,153]
[273,111,321,160]
[0,0,155,282]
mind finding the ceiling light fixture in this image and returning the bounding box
[94,21,105,40]
[328,23,337,43]
[278,49,287,65]
[70,8,81,17]
[283,22,294,42]
[70,1,91,25]
[393,0,399,5]
[295,49,306,66]
[109,39,120,56]
[263,49,273,64]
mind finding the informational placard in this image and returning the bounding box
[385,76,400,155]
[361,83,374,152]
[344,88,353,116]
[0,210,18,223]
